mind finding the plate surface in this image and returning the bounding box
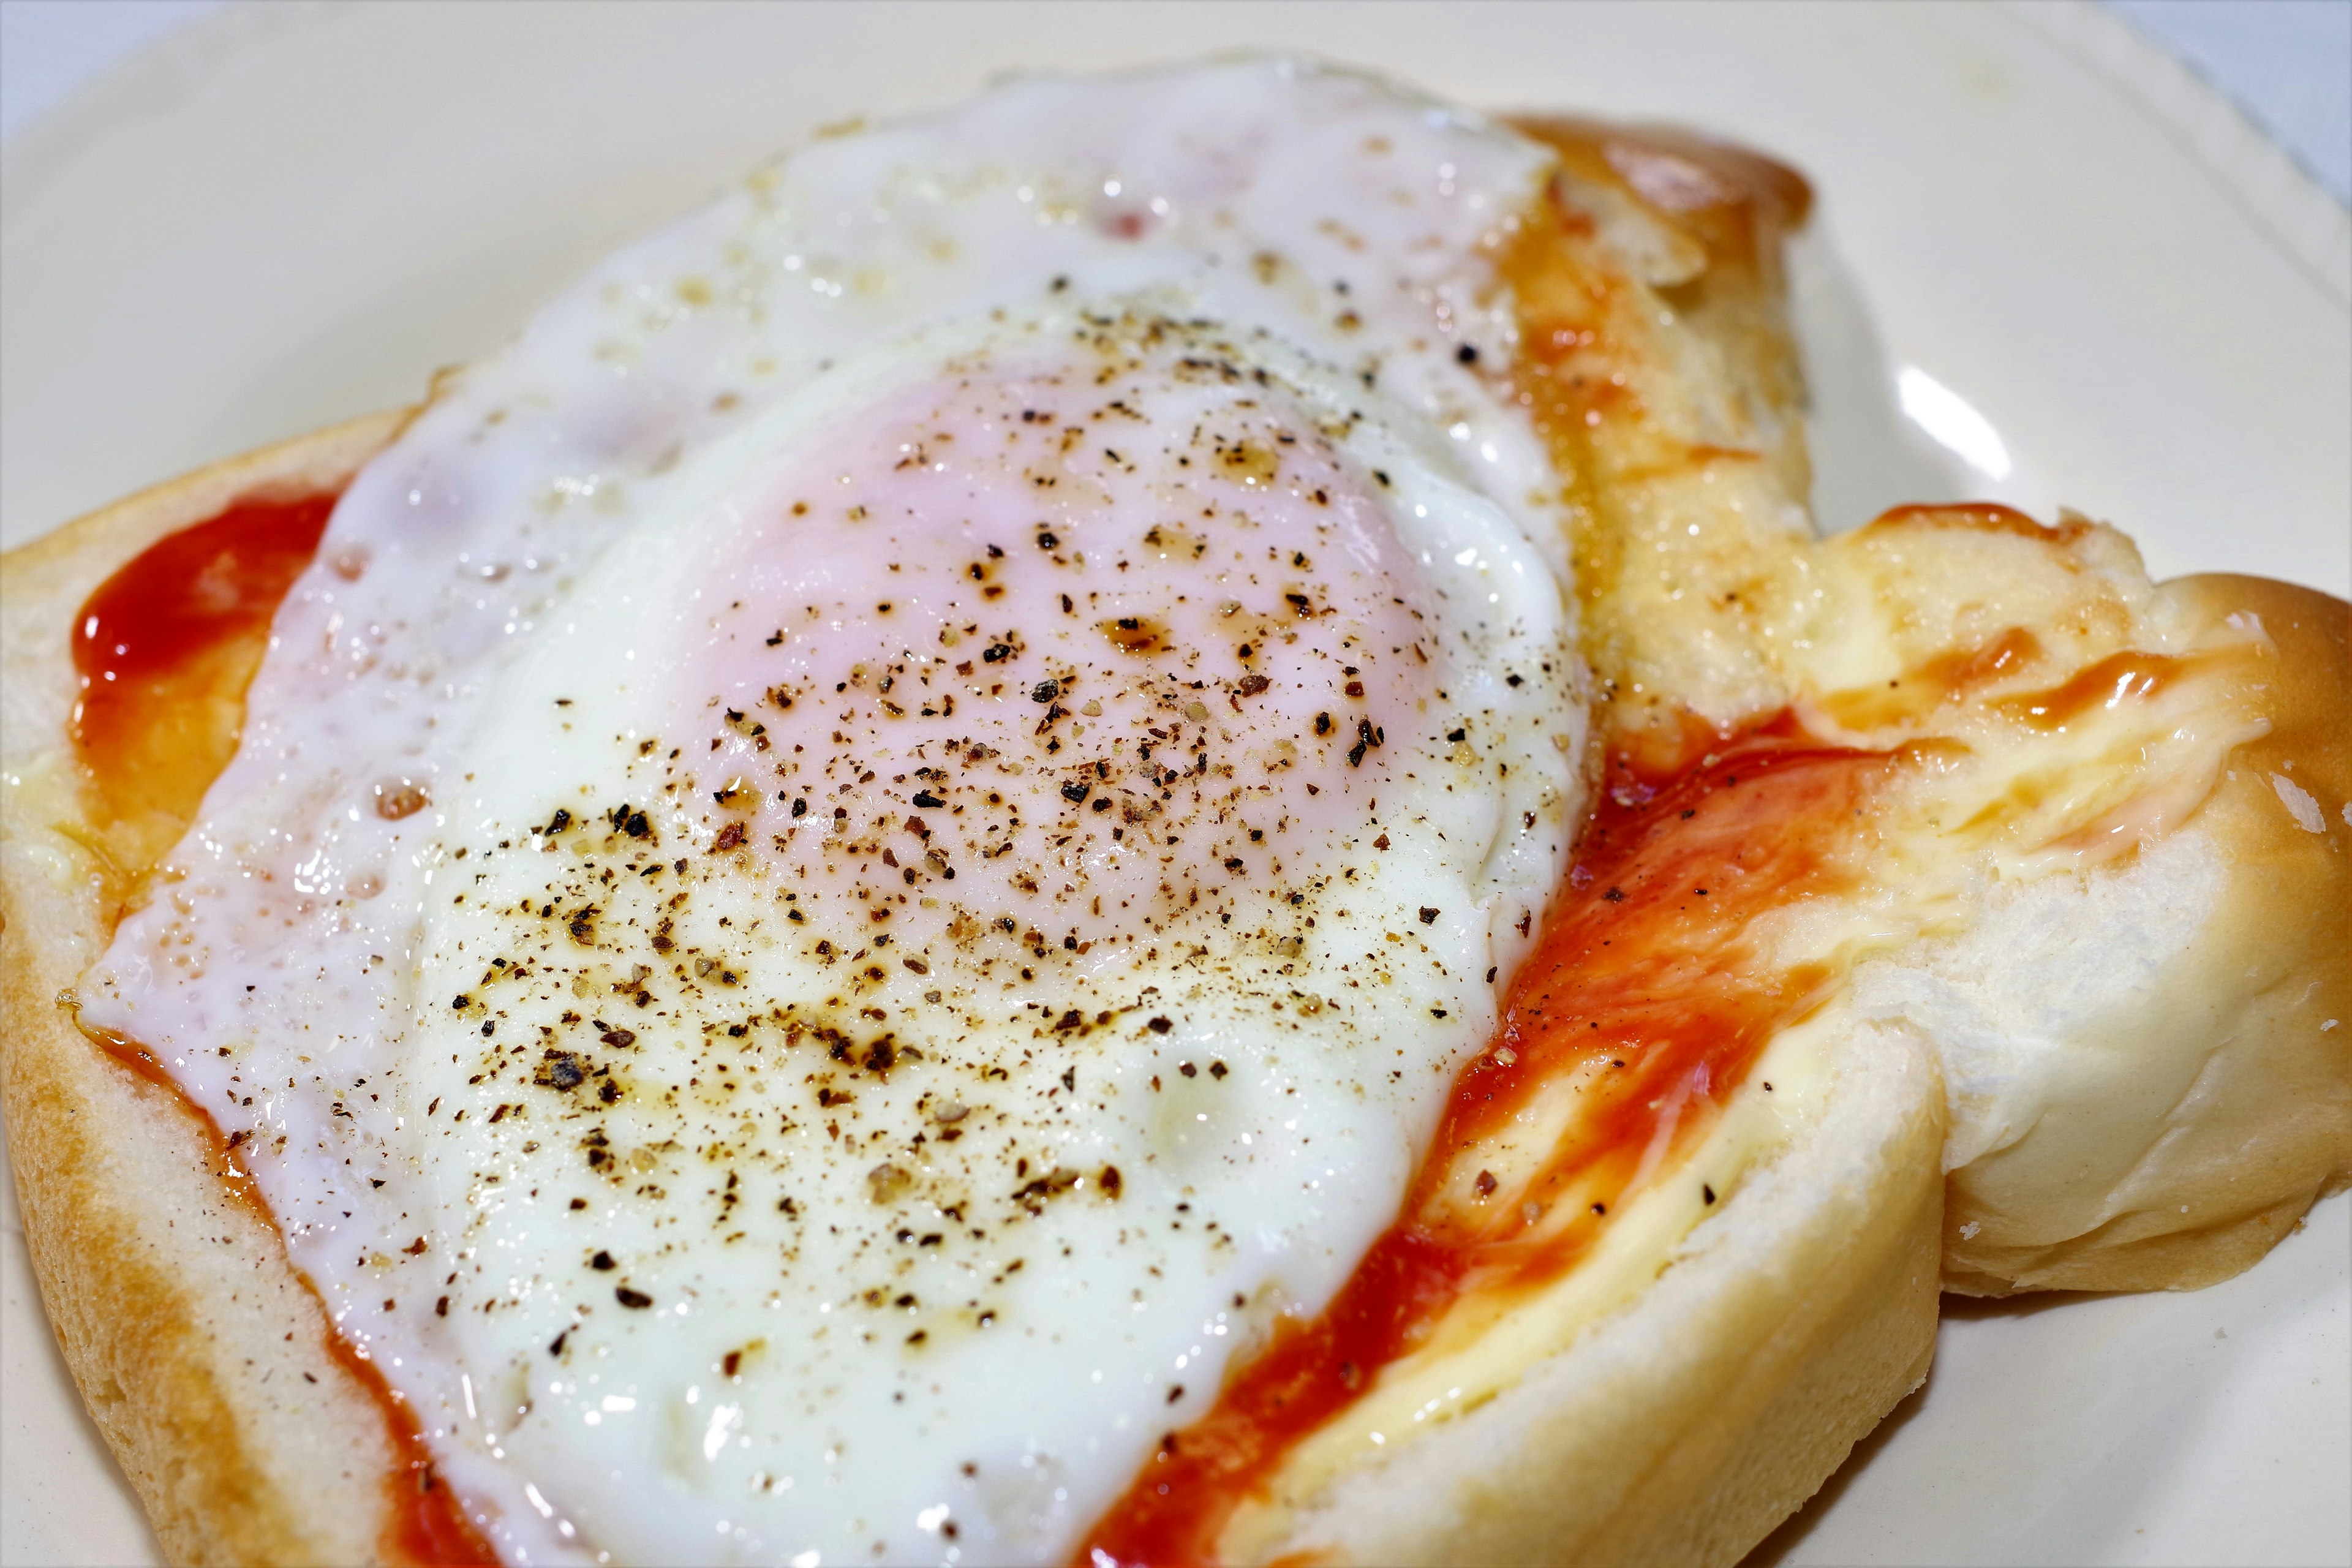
[2,5,2345,1566]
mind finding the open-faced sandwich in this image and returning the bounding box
[2,58,2345,1567]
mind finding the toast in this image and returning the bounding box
[4,72,2346,1568]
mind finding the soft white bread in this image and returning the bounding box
[1272,590,2350,1552]
[1918,575,2351,1294]
[1512,120,2352,1299]
[2,445,1950,1568]
[1,413,411,1566]
[1226,128,2339,1564]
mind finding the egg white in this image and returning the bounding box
[400,307,1571,1561]
[80,59,1583,1564]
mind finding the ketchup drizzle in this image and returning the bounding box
[1079,718,1894,1564]
[72,490,334,833]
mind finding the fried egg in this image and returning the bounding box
[79,59,1583,1563]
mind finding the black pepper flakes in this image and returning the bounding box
[535,1051,587,1091]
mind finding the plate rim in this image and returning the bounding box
[2012,0,2352,308]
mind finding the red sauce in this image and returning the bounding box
[321,1320,501,1568]
[1861,502,2072,542]
[1079,716,1895,1564]
[74,1022,269,1219]
[1821,627,2046,731]
[72,490,336,876]
[69,492,497,1567]
[2000,650,2185,731]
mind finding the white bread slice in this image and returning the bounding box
[1219,134,2348,1561]
[1223,539,2346,1564]
[1,382,1953,1568]
[1,348,1951,1568]
[1261,582,2347,1555]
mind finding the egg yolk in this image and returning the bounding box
[669,349,1444,963]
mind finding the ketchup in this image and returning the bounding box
[69,491,497,1567]
[1079,718,1894,1564]
[72,491,334,882]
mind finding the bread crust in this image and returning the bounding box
[2,412,410,1566]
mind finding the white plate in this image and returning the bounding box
[2,5,2345,1566]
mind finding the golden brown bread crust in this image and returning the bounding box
[1504,115,1822,751]
[1,412,409,1566]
